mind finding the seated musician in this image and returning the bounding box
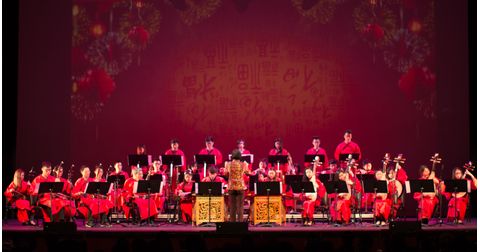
[31,161,68,223]
[252,159,268,176]
[122,168,158,225]
[301,166,325,226]
[330,170,355,225]
[146,160,167,213]
[261,169,282,183]
[72,165,113,228]
[360,160,375,210]
[201,166,227,184]
[4,169,36,225]
[109,161,129,212]
[386,166,407,219]
[414,165,440,225]
[175,169,194,223]
[442,167,477,224]
[373,170,391,226]
[52,165,76,221]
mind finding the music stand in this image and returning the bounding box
[195,154,216,179]
[249,175,259,192]
[443,179,470,224]
[37,182,64,222]
[85,182,112,226]
[228,154,254,164]
[339,153,360,162]
[195,182,223,227]
[405,179,435,224]
[363,180,388,225]
[268,155,288,172]
[285,175,303,214]
[318,174,333,183]
[128,154,152,167]
[134,180,162,226]
[107,175,125,224]
[304,154,325,166]
[324,181,349,226]
[357,174,375,213]
[255,181,281,227]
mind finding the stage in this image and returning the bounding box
[3,219,477,252]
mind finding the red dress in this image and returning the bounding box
[108,171,129,210]
[304,147,329,172]
[31,175,69,222]
[333,141,362,161]
[4,181,32,223]
[175,181,194,222]
[443,179,476,221]
[302,179,326,219]
[413,177,439,220]
[72,178,113,218]
[122,178,159,220]
[268,148,290,174]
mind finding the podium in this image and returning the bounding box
[192,182,225,226]
[252,182,285,226]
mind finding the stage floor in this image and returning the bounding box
[2,219,476,233]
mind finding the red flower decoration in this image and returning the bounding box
[362,23,384,43]
[76,68,116,103]
[128,25,150,48]
[398,66,436,101]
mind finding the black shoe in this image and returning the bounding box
[85,222,94,228]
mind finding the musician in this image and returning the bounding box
[122,168,158,225]
[413,165,440,225]
[359,159,375,210]
[442,167,477,224]
[301,166,326,226]
[52,165,76,221]
[4,169,36,225]
[147,160,167,213]
[236,139,253,172]
[175,169,194,223]
[386,164,408,218]
[109,161,129,212]
[134,144,149,175]
[262,169,282,182]
[93,166,105,182]
[251,159,268,176]
[224,149,250,222]
[373,170,391,226]
[31,161,68,223]
[268,138,291,174]
[333,130,362,163]
[304,136,329,172]
[330,170,355,225]
[72,165,113,227]
[198,136,223,171]
[164,138,187,172]
[359,160,374,175]
[190,163,202,183]
[201,166,227,184]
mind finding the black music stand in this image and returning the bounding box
[405,179,435,224]
[290,182,315,226]
[228,154,254,164]
[37,182,64,222]
[107,175,125,224]
[255,181,281,227]
[363,180,388,225]
[85,182,112,226]
[248,175,259,192]
[135,180,162,226]
[161,154,183,178]
[128,154,152,167]
[196,182,223,227]
[357,174,375,213]
[339,153,360,162]
[268,155,288,172]
[443,179,469,225]
[195,155,216,179]
[304,154,325,167]
[285,175,304,214]
[324,181,349,226]
[318,174,333,183]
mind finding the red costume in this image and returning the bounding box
[443,179,476,222]
[122,178,159,220]
[333,141,362,161]
[56,177,76,219]
[302,179,326,220]
[164,149,187,172]
[4,181,32,223]
[175,181,194,222]
[108,171,129,211]
[413,177,439,221]
[330,194,351,223]
[199,148,223,167]
[304,147,329,172]
[72,178,113,219]
[31,174,69,222]
[268,148,290,174]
